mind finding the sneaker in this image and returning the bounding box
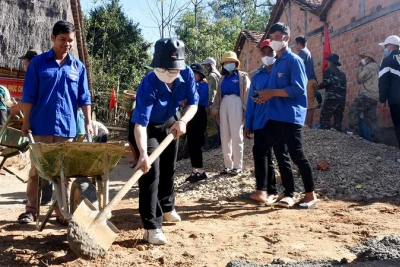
[143,229,167,245]
[185,172,196,182]
[190,172,208,183]
[220,168,230,175]
[229,168,242,176]
[163,209,181,222]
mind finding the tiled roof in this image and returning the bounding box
[234,30,265,55]
[295,0,323,11]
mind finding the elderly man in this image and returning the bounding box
[348,52,380,142]
[379,35,400,148]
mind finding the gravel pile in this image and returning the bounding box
[174,128,400,201]
[351,235,400,261]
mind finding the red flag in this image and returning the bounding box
[108,87,117,110]
[322,23,331,72]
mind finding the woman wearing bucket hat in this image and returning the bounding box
[185,64,209,183]
[211,51,250,176]
[131,38,199,245]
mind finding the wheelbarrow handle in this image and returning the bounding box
[92,130,177,224]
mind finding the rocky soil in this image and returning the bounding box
[174,128,400,201]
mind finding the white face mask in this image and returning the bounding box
[223,63,236,72]
[261,55,276,66]
[361,58,366,65]
[270,36,287,52]
[154,68,180,83]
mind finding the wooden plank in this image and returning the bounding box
[105,126,129,131]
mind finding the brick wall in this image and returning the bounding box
[237,0,400,129]
[238,40,262,77]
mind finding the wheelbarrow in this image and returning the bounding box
[28,136,126,231]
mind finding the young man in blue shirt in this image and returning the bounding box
[131,38,198,244]
[18,21,92,224]
[255,23,317,208]
[244,39,294,205]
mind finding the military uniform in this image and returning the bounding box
[318,62,347,131]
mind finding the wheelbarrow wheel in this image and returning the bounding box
[70,177,98,213]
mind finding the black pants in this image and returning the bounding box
[253,120,315,194]
[390,103,400,148]
[0,109,7,126]
[253,130,294,197]
[131,115,179,229]
[187,106,207,168]
[320,99,345,131]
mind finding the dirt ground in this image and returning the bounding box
[1,150,400,267]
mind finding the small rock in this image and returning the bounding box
[158,256,165,265]
[182,251,191,257]
[189,233,198,239]
[136,245,146,251]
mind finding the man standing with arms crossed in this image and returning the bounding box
[18,21,93,224]
[255,23,317,208]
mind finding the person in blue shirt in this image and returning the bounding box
[254,23,317,209]
[18,21,93,224]
[185,64,209,183]
[295,35,318,128]
[211,51,250,176]
[244,39,294,205]
[131,38,199,245]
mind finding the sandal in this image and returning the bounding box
[276,196,296,208]
[298,199,319,209]
[265,194,279,205]
[55,216,69,226]
[18,212,36,224]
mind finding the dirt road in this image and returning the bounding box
[1,151,399,267]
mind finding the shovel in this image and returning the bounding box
[67,130,177,260]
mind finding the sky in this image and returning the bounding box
[80,0,188,45]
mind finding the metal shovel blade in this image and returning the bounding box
[67,198,119,259]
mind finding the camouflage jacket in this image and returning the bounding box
[318,65,347,100]
[207,72,220,104]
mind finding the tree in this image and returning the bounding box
[209,0,275,31]
[174,8,242,64]
[85,0,151,124]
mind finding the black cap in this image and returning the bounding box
[150,38,185,70]
[324,53,341,66]
[18,49,42,60]
[190,64,206,78]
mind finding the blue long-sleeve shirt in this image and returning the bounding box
[298,48,317,81]
[22,49,91,137]
[197,81,209,107]
[221,71,240,97]
[132,66,199,126]
[245,66,271,131]
[266,49,308,126]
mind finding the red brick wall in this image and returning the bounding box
[237,0,400,129]
[238,40,262,77]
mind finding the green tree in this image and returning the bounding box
[209,0,275,31]
[175,8,242,64]
[85,0,151,123]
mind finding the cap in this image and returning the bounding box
[190,63,206,78]
[358,52,376,61]
[220,51,240,66]
[200,57,216,67]
[150,38,186,70]
[259,39,272,50]
[18,49,42,60]
[379,35,400,47]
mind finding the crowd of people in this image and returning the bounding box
[3,18,399,247]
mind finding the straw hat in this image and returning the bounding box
[220,51,240,66]
[358,52,376,62]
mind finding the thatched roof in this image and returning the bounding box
[0,0,80,71]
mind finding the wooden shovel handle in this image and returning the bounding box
[93,130,177,224]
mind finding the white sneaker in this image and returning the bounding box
[143,229,167,245]
[163,209,181,222]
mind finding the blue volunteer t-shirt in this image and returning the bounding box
[197,81,209,107]
[265,49,308,126]
[245,66,271,131]
[221,71,240,97]
[131,66,199,126]
[22,49,91,137]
